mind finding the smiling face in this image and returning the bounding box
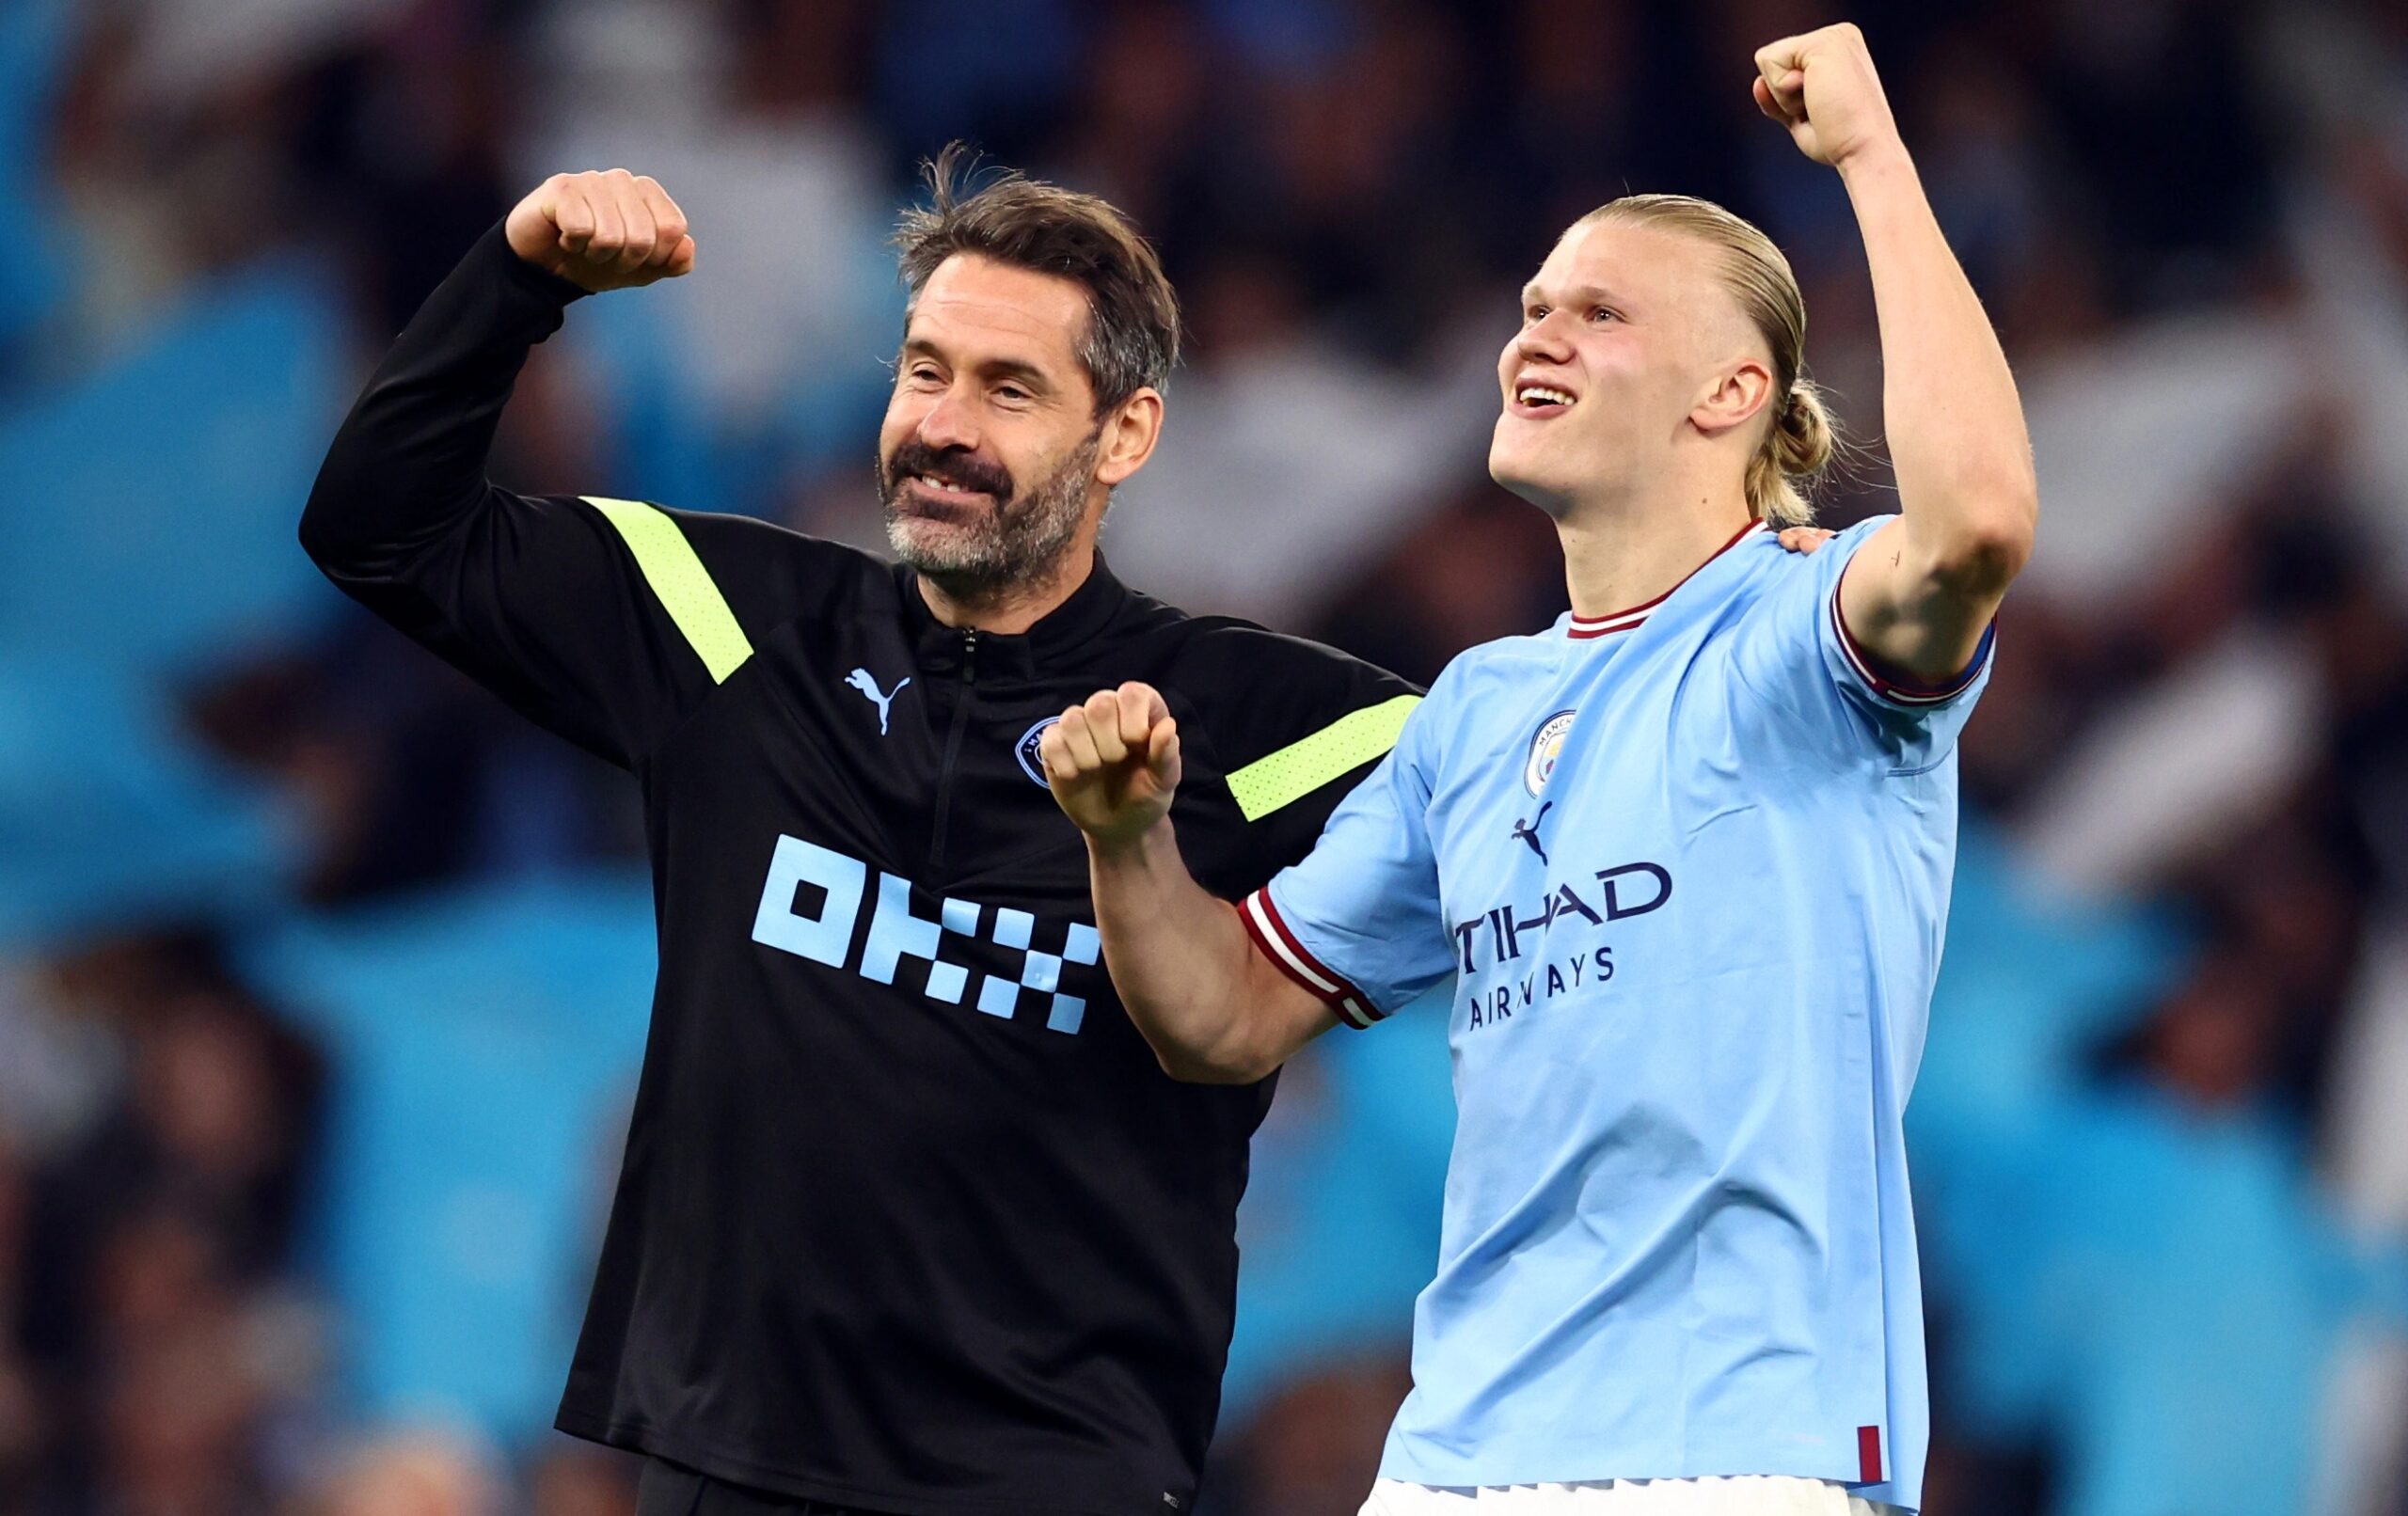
[1489,217,1774,518]
[878,253,1119,594]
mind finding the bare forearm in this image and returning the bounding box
[1044,683,1334,1080]
[1086,822,1319,1083]
[1843,146,2037,588]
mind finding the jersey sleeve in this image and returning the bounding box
[1725,515,1997,770]
[300,225,828,769]
[1177,624,1425,870]
[1238,683,1455,1029]
[318,489,787,769]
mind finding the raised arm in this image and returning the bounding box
[1753,25,2038,686]
[299,170,691,563]
[1041,683,1337,1083]
[297,171,762,770]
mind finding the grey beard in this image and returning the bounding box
[881,431,1101,599]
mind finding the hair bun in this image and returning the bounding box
[1776,379,1836,479]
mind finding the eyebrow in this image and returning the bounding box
[900,336,1055,393]
[1520,282,1625,311]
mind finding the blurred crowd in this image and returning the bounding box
[6,1,2408,1514]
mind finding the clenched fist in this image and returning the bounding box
[1041,683,1183,849]
[1752,23,1902,172]
[505,169,696,293]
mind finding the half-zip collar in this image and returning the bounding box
[901,551,1134,681]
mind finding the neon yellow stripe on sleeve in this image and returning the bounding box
[582,497,754,684]
[1226,694,1420,823]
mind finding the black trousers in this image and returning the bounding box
[635,1457,892,1516]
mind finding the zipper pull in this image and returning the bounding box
[961,628,978,684]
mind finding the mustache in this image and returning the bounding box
[884,440,1014,500]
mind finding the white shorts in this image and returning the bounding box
[1362,1476,1904,1516]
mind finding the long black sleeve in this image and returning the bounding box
[301,226,730,770]
[1171,621,1424,877]
[302,223,587,562]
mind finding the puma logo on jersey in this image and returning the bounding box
[1511,802,1553,863]
[845,668,911,734]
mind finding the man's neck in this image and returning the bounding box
[1555,482,1755,622]
[917,545,1097,636]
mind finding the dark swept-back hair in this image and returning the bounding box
[893,142,1180,415]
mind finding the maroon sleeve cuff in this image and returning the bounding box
[1238,888,1382,1030]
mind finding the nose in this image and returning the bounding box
[1514,316,1574,367]
[916,382,980,452]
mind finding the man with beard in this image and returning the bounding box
[298,154,1423,1516]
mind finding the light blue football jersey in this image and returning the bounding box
[1238,517,1993,1510]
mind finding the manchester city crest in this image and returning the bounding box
[1016,717,1060,788]
[1525,709,1576,797]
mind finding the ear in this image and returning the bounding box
[1689,356,1774,441]
[1094,387,1164,487]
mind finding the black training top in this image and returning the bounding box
[298,226,1419,1516]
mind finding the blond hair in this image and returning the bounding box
[1573,194,1834,526]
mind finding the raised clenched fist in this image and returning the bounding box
[1751,23,1902,172]
[505,169,696,293]
[1040,682,1183,850]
